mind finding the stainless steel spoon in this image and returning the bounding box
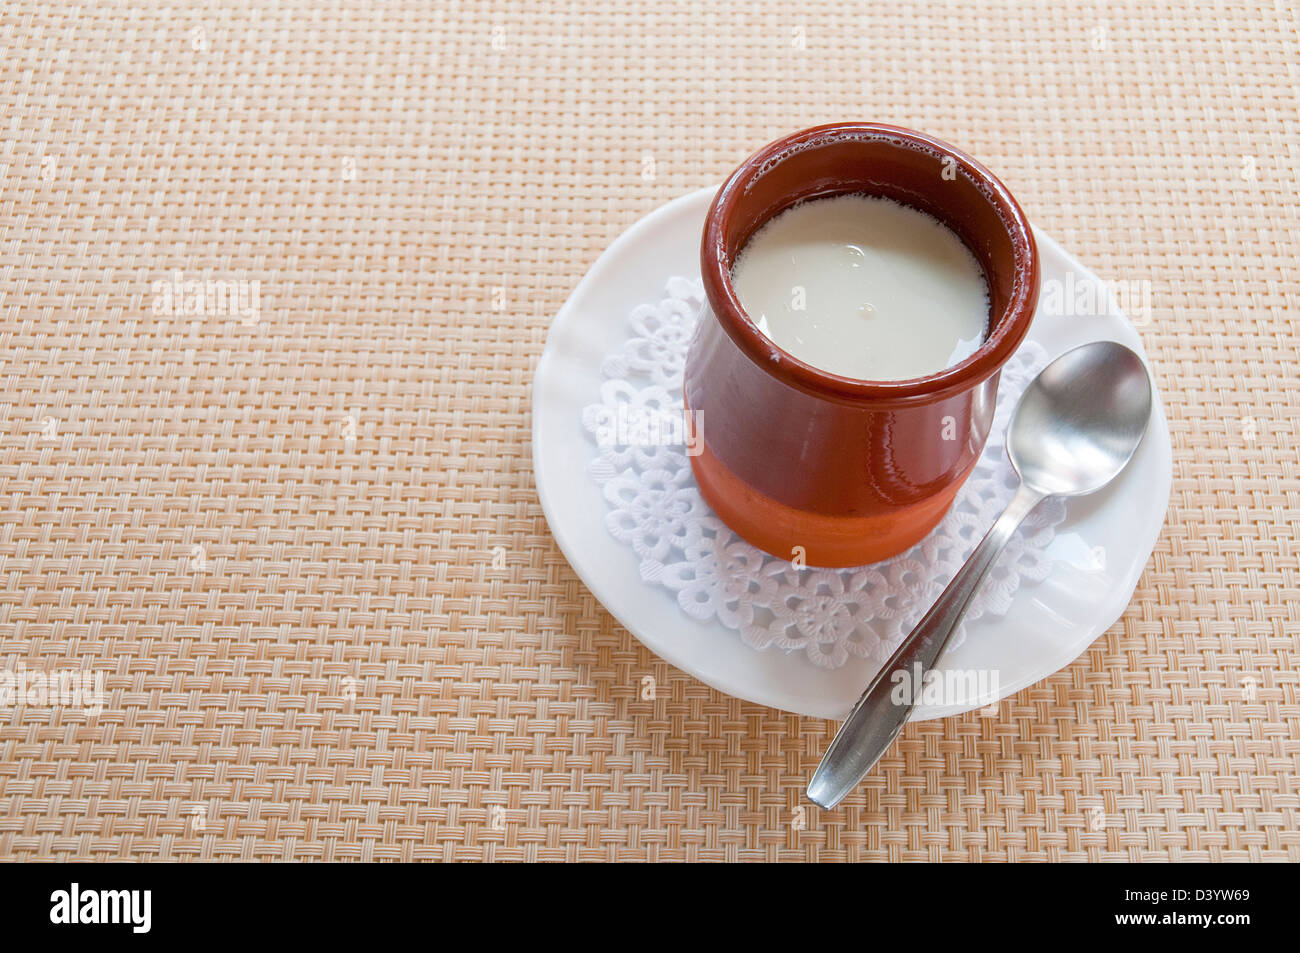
[806,340,1153,810]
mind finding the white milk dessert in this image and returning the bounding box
[730,194,990,381]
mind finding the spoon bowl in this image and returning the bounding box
[1008,341,1152,497]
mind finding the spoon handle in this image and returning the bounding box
[806,482,1045,809]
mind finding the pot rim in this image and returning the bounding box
[700,121,1039,407]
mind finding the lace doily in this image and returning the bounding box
[582,277,1066,670]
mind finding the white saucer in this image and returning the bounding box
[533,187,1171,721]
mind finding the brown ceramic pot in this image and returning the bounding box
[684,122,1039,567]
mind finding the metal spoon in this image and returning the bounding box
[806,340,1153,809]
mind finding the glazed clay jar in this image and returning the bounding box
[684,122,1040,568]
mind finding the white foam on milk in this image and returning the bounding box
[731,194,990,381]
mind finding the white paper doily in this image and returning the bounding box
[582,277,1067,670]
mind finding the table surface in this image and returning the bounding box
[1,0,1296,862]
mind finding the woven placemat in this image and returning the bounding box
[1,0,1296,862]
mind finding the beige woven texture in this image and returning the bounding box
[1,1,1296,862]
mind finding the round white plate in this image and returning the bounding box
[533,187,1171,721]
